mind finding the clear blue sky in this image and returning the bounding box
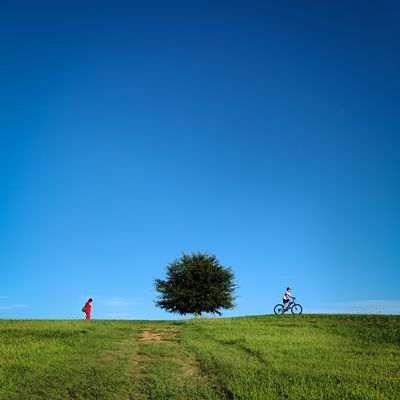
[1,1,399,319]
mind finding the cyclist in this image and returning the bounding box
[282,287,293,312]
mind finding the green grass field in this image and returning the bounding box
[0,315,399,400]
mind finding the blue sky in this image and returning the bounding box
[1,1,399,319]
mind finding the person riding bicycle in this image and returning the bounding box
[274,288,302,314]
[283,287,293,312]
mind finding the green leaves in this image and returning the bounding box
[155,253,236,316]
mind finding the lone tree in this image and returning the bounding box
[154,252,236,317]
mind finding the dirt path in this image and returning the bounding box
[139,327,177,342]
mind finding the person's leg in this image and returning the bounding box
[86,311,90,320]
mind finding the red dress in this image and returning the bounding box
[85,301,92,320]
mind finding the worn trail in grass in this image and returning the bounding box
[0,315,399,399]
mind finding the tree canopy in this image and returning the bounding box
[154,253,236,316]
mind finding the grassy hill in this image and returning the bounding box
[0,315,399,399]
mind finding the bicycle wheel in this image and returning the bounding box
[291,303,303,314]
[274,304,284,315]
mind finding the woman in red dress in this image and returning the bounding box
[84,298,93,320]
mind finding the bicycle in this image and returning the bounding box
[274,298,303,315]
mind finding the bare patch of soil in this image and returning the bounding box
[139,327,178,343]
[140,329,163,342]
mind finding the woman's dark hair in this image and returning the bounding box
[286,287,290,291]
[88,298,93,302]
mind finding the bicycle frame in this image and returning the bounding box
[286,300,296,308]
[283,300,295,312]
